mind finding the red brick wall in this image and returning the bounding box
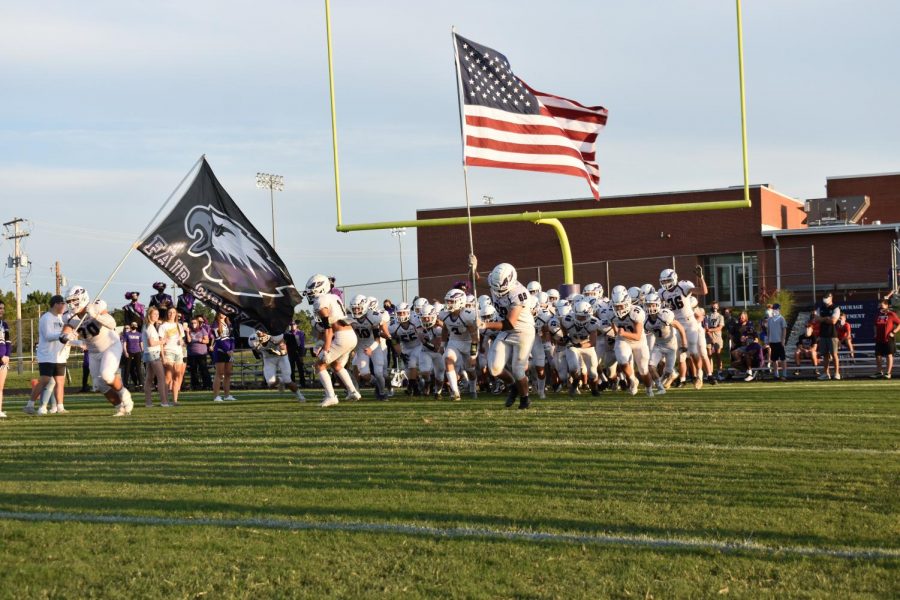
[760,189,806,230]
[416,187,766,299]
[827,173,900,223]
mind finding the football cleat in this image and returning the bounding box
[319,397,339,408]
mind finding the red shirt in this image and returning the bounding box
[836,321,852,341]
[874,310,900,343]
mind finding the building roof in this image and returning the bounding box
[826,171,900,181]
[761,223,900,237]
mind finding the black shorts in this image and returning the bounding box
[875,339,896,357]
[38,362,67,377]
[213,350,232,364]
[769,342,786,362]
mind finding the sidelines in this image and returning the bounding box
[0,509,895,561]
[0,436,894,456]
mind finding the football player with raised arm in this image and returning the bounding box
[659,266,711,389]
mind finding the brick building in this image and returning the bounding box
[416,173,900,306]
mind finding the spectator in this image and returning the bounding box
[704,301,725,379]
[766,303,788,380]
[873,298,900,379]
[159,307,187,406]
[26,295,71,415]
[728,311,754,364]
[121,321,144,389]
[186,317,212,390]
[176,288,196,322]
[733,333,764,381]
[328,276,343,301]
[122,292,145,329]
[836,313,854,361]
[142,306,168,407]
[284,320,307,387]
[148,282,173,312]
[817,308,841,380]
[816,292,836,319]
[211,312,236,402]
[794,323,819,375]
[0,300,11,418]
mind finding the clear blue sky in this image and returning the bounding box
[1,1,897,306]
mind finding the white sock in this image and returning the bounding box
[536,379,546,395]
[336,369,357,394]
[39,380,56,408]
[318,370,336,398]
[447,369,459,396]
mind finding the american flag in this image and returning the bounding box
[454,33,608,200]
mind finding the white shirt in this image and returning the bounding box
[37,310,71,363]
[491,282,535,331]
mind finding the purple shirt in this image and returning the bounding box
[294,329,305,351]
[187,327,209,356]
[745,341,764,365]
[0,320,11,359]
[123,330,143,354]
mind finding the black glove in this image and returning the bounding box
[679,346,688,353]
[58,333,71,344]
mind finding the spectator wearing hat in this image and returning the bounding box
[766,303,788,380]
[176,288,196,322]
[148,282,173,312]
[121,321,144,389]
[122,292,145,329]
[873,298,900,379]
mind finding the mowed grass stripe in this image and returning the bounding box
[1,509,897,561]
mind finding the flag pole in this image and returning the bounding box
[450,27,479,299]
[88,154,205,305]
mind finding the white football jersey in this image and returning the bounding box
[389,321,421,351]
[659,281,696,324]
[314,293,351,327]
[420,325,443,352]
[351,317,378,348]
[547,315,567,345]
[491,282,535,330]
[561,314,601,345]
[443,308,477,342]
[612,305,646,336]
[68,313,119,353]
[645,308,677,348]
[534,310,553,335]
[250,334,288,356]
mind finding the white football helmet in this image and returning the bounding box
[396,303,411,323]
[526,281,542,296]
[660,268,678,291]
[610,285,627,299]
[444,288,466,313]
[305,274,331,301]
[432,302,444,315]
[65,285,90,314]
[480,304,498,322]
[477,295,493,311]
[488,263,517,297]
[582,283,601,299]
[569,293,585,305]
[465,294,477,310]
[412,297,429,315]
[640,283,656,300]
[627,286,643,305]
[367,296,378,311]
[546,289,560,304]
[611,287,632,319]
[573,300,592,322]
[645,292,661,315]
[537,291,549,312]
[350,294,369,319]
[421,305,437,328]
[555,299,572,318]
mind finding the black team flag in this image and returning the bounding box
[139,158,302,333]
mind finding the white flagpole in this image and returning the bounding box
[450,27,479,299]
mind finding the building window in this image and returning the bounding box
[705,254,758,307]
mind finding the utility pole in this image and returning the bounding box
[3,218,29,374]
[55,261,63,295]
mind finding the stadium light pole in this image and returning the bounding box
[256,172,284,249]
[391,227,407,303]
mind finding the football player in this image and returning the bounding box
[529,292,553,399]
[547,299,572,392]
[60,286,133,416]
[250,330,306,401]
[526,281,542,297]
[418,305,445,398]
[305,274,361,407]
[389,302,425,396]
[610,287,654,397]
[482,263,536,409]
[644,293,688,393]
[659,267,711,389]
[562,300,602,396]
[441,289,479,401]
[594,307,619,390]
[349,295,384,399]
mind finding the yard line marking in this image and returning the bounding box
[0,437,894,455]
[0,510,895,560]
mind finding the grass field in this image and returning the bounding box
[0,381,897,598]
